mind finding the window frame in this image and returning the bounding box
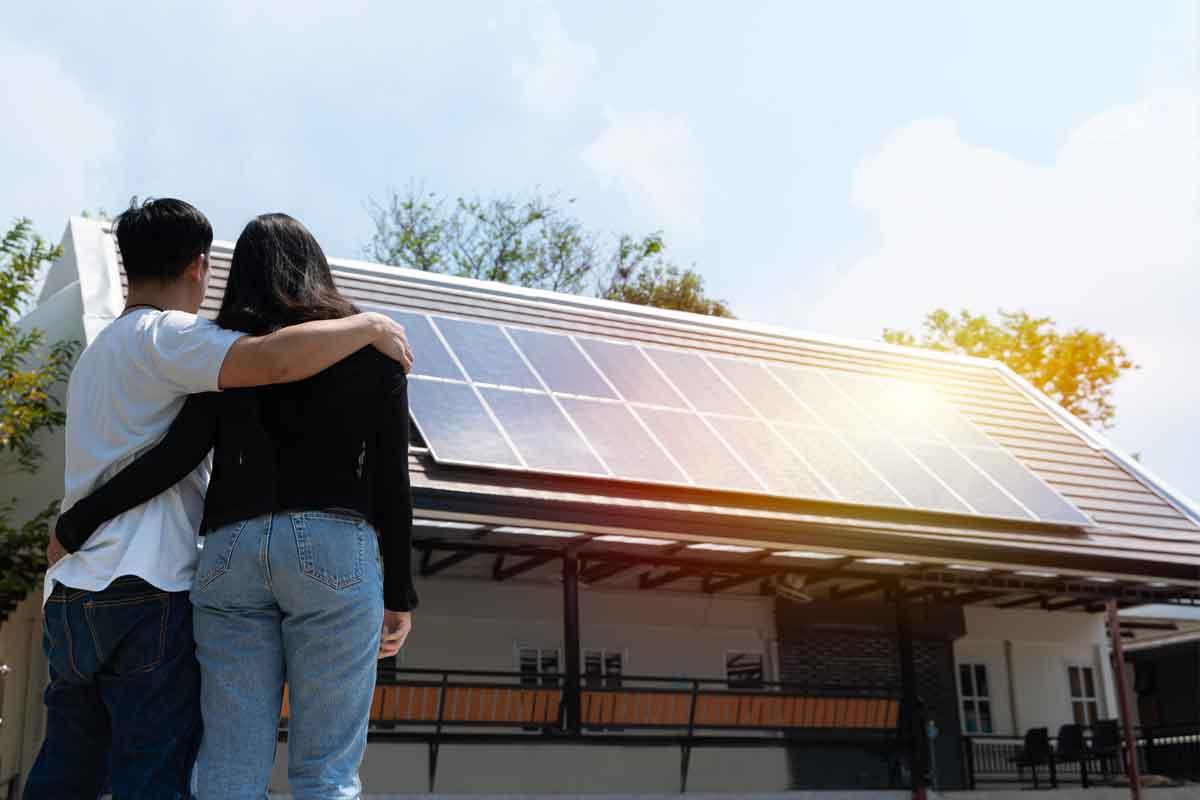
[956,660,995,734]
[1065,662,1101,726]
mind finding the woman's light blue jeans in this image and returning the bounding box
[190,511,384,799]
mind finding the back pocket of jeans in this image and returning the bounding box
[84,592,169,674]
[291,512,365,590]
[195,520,248,590]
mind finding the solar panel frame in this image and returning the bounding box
[391,308,1092,529]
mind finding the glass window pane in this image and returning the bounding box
[710,357,820,424]
[775,425,905,507]
[605,652,623,676]
[541,651,559,673]
[706,416,830,499]
[1083,667,1095,698]
[363,307,463,380]
[963,701,978,732]
[409,380,520,466]
[906,442,1032,519]
[636,408,760,491]
[1087,702,1099,724]
[842,433,971,514]
[1069,667,1082,698]
[558,397,685,483]
[959,664,974,696]
[576,338,686,407]
[975,665,990,698]
[507,328,616,398]
[433,317,540,389]
[645,348,752,415]
[961,447,1091,525]
[771,366,875,431]
[481,388,605,475]
[1073,702,1086,725]
[979,701,993,733]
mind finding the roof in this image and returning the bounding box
[72,218,1200,601]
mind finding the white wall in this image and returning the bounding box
[955,607,1114,738]
[269,575,791,795]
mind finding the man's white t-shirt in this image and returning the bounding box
[45,308,243,605]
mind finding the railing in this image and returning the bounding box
[963,723,1200,788]
[279,668,908,792]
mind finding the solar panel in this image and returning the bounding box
[709,358,819,425]
[706,416,830,498]
[392,309,1091,529]
[775,425,904,507]
[771,366,874,431]
[365,307,463,380]
[575,338,686,407]
[635,407,759,491]
[408,380,519,466]
[480,388,605,475]
[645,348,752,416]
[559,397,685,483]
[842,433,970,514]
[904,441,1033,520]
[433,317,540,389]
[507,328,616,398]
[960,447,1091,525]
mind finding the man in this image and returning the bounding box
[25,198,413,800]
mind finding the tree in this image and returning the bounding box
[367,186,733,317]
[883,309,1136,428]
[1,219,78,604]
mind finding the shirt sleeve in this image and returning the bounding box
[56,393,220,553]
[139,311,244,394]
[372,362,419,612]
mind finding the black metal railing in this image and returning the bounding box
[963,722,1200,788]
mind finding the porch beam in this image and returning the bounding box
[581,561,638,584]
[830,581,886,600]
[420,550,476,577]
[1119,621,1178,631]
[562,551,582,734]
[639,568,697,590]
[704,573,767,594]
[494,555,556,581]
[1043,597,1092,612]
[942,590,1004,606]
[993,595,1044,609]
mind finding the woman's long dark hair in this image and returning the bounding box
[216,213,357,335]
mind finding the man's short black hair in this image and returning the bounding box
[114,197,213,284]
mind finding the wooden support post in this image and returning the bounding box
[1106,598,1142,800]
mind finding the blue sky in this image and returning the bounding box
[2,1,1197,503]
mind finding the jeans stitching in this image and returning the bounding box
[83,594,170,673]
[295,516,366,590]
[197,519,250,590]
[60,606,87,682]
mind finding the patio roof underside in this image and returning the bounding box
[131,236,1200,605]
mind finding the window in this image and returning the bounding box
[584,649,624,688]
[517,646,560,687]
[957,662,994,734]
[725,651,765,688]
[1068,664,1100,725]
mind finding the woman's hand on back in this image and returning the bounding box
[365,312,414,374]
[378,610,412,659]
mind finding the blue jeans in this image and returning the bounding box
[25,576,203,800]
[191,511,384,799]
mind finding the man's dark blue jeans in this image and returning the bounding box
[24,575,202,800]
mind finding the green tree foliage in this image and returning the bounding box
[367,187,733,317]
[883,309,1136,428]
[1,219,78,599]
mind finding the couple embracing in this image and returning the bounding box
[26,198,419,799]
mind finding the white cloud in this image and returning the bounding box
[509,3,598,117]
[583,109,704,237]
[0,35,120,233]
[812,91,1199,498]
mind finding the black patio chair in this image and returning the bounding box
[1011,726,1056,788]
[1089,719,1122,783]
[1055,723,1090,787]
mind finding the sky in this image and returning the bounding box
[2,1,1198,503]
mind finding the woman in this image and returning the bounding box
[55,213,418,798]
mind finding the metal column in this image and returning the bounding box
[894,584,927,800]
[563,550,582,734]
